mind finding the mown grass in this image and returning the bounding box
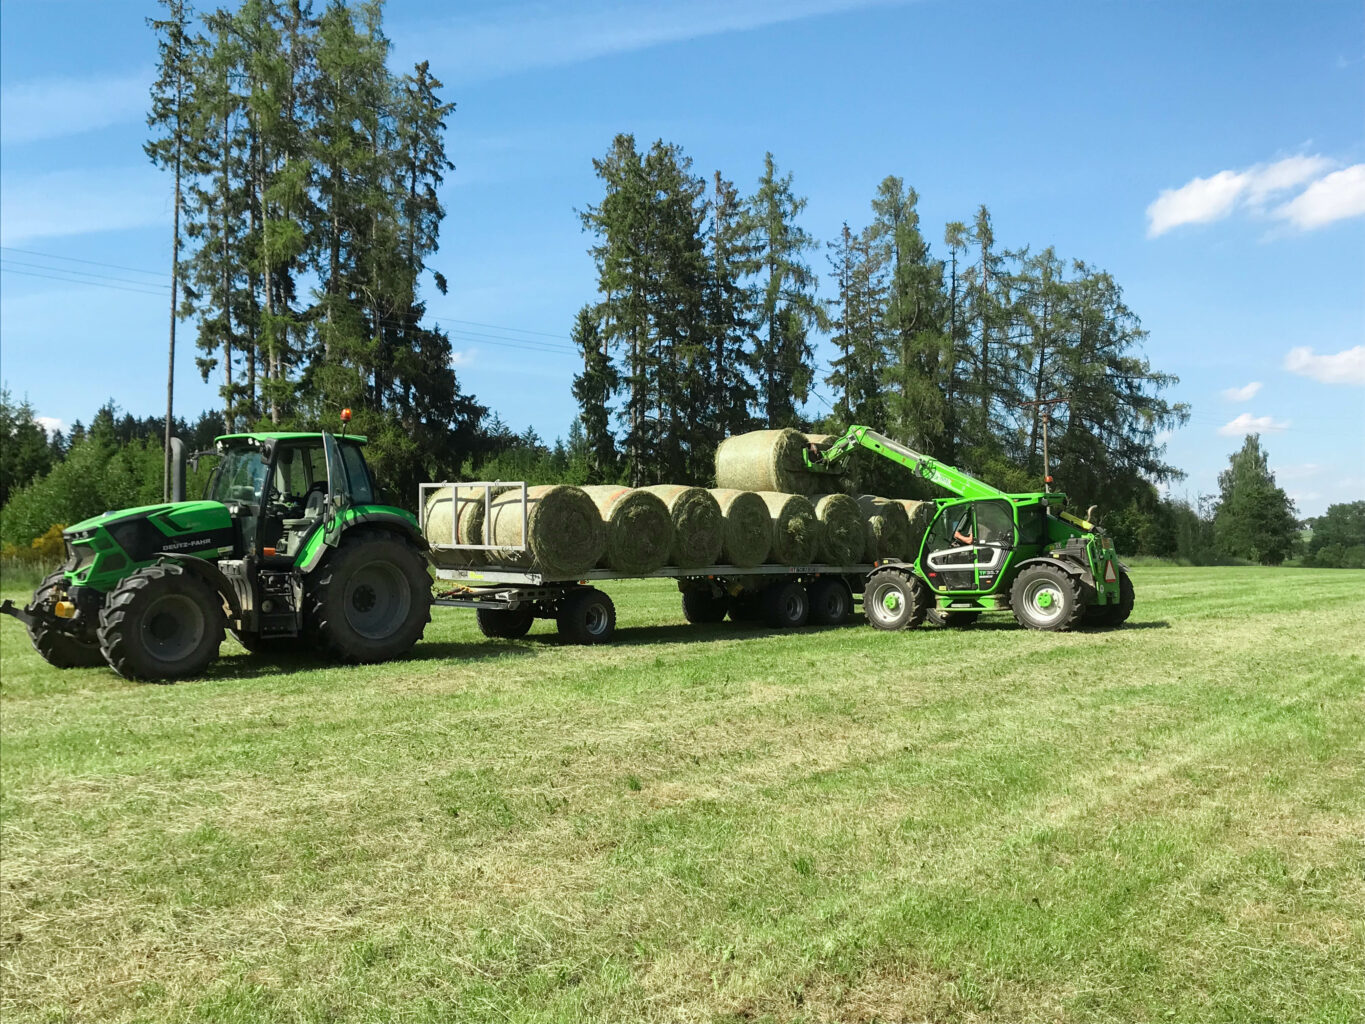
[2,567,1362,1023]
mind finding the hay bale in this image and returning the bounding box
[857,494,911,561]
[422,485,512,568]
[894,499,936,558]
[640,484,724,569]
[486,485,606,580]
[579,486,673,574]
[757,491,820,565]
[709,489,772,567]
[715,428,843,495]
[811,493,865,564]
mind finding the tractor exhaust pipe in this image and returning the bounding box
[169,436,187,503]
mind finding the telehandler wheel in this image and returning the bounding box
[1086,569,1135,628]
[927,608,981,628]
[807,577,853,626]
[682,587,730,624]
[864,569,928,631]
[762,581,810,629]
[307,532,433,662]
[1010,564,1085,632]
[26,571,105,669]
[98,564,225,681]
[476,606,535,639]
[557,588,616,644]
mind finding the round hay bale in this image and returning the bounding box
[640,484,723,569]
[423,485,511,568]
[708,489,772,567]
[857,494,911,561]
[579,486,673,574]
[811,493,865,565]
[715,428,821,495]
[486,485,606,580]
[893,499,935,559]
[757,491,820,565]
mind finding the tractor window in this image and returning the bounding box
[339,444,375,504]
[208,448,269,507]
[974,501,1015,546]
[272,446,320,500]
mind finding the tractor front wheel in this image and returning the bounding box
[27,571,105,669]
[864,570,928,631]
[98,564,225,681]
[1086,569,1135,628]
[1010,564,1085,632]
[307,533,433,662]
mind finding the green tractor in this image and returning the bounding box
[806,426,1134,631]
[1,428,433,681]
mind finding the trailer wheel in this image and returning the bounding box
[762,581,809,629]
[1085,569,1135,628]
[681,588,730,624]
[1010,564,1085,632]
[558,588,616,645]
[307,532,432,662]
[475,606,535,639]
[927,608,981,628]
[98,563,225,681]
[864,569,928,631]
[728,590,763,623]
[807,577,853,626]
[26,571,105,669]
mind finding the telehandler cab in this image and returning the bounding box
[805,426,1134,631]
[1,426,432,681]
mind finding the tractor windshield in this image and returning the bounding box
[207,447,269,507]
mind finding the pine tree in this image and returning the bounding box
[700,172,760,456]
[750,152,822,428]
[1213,435,1298,565]
[941,220,971,463]
[824,221,887,426]
[570,306,619,483]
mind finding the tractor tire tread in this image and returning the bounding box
[306,531,433,663]
[97,563,225,682]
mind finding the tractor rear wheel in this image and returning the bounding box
[864,569,928,631]
[1010,564,1085,632]
[476,606,535,639]
[98,564,225,681]
[307,532,432,662]
[682,587,730,624]
[1086,569,1135,628]
[762,581,810,628]
[27,571,105,669]
[807,577,853,626]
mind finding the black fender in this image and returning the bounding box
[154,553,244,620]
[345,511,428,549]
[1015,555,1095,589]
[866,558,910,580]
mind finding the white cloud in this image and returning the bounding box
[34,416,63,436]
[449,348,476,367]
[1221,381,1262,402]
[0,69,151,146]
[1274,164,1365,230]
[398,0,907,82]
[1278,463,1322,481]
[1146,154,1337,236]
[0,166,167,245]
[1218,412,1290,436]
[1283,345,1365,386]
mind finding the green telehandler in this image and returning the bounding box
[1,425,433,681]
[805,425,1134,631]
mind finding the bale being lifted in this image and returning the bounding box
[811,493,865,564]
[709,489,772,567]
[857,494,911,561]
[486,485,606,580]
[579,486,674,574]
[715,428,851,495]
[640,484,724,569]
[423,484,511,568]
[758,491,820,565]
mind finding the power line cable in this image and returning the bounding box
[0,265,169,297]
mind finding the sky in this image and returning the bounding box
[1,0,1362,516]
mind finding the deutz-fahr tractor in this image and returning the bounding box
[1,427,433,681]
[806,426,1134,631]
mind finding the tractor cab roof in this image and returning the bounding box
[215,432,369,446]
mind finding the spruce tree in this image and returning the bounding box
[1213,435,1298,565]
[570,306,619,483]
[700,172,760,457]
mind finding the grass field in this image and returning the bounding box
[2,566,1363,1023]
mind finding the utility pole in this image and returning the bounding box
[1019,395,1069,489]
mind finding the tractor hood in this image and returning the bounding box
[62,501,238,592]
[65,500,229,536]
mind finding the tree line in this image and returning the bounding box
[570,135,1189,516]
